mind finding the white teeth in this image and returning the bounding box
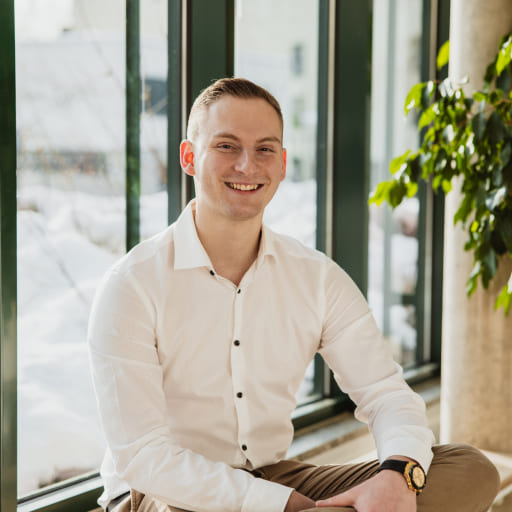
[229,183,260,191]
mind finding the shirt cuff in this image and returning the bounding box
[242,477,294,512]
[379,438,434,473]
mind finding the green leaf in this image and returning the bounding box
[406,181,418,198]
[437,40,450,70]
[496,215,512,251]
[388,181,408,208]
[473,91,487,102]
[369,180,408,208]
[484,60,497,87]
[495,69,511,91]
[404,83,426,115]
[491,228,507,255]
[496,35,512,75]
[454,193,474,225]
[495,280,512,315]
[467,262,481,295]
[500,142,512,167]
[488,111,506,146]
[407,154,422,182]
[418,105,437,129]
[389,151,411,175]
[369,181,393,206]
[481,248,498,286]
[485,186,507,211]
[441,179,452,193]
[472,112,486,142]
[432,174,443,191]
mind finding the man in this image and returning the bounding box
[88,78,500,512]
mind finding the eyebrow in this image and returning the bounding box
[212,132,282,144]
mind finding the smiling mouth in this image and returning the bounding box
[227,183,263,191]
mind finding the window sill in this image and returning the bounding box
[17,473,103,512]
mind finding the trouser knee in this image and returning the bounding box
[419,444,501,512]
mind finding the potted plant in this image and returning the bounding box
[370,35,512,315]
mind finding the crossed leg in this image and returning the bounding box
[114,444,500,512]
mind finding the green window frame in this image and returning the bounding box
[1,1,449,510]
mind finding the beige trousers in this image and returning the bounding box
[110,444,500,512]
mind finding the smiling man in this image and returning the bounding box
[88,78,500,512]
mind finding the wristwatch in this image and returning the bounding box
[378,459,426,495]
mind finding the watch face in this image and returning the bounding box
[411,465,426,488]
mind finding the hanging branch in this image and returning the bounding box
[369,35,512,315]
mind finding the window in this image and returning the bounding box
[15,0,169,503]
[1,1,447,510]
[368,0,447,373]
[369,0,425,368]
[16,2,125,497]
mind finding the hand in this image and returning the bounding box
[284,490,316,512]
[315,470,417,512]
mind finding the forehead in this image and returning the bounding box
[199,96,283,142]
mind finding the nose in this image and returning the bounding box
[233,149,255,174]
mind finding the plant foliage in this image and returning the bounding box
[369,36,512,315]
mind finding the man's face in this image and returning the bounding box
[181,96,286,224]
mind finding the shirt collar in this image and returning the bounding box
[173,199,278,271]
[173,200,213,270]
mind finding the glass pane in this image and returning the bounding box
[234,0,318,250]
[15,0,125,496]
[234,0,319,403]
[368,0,423,368]
[140,0,169,239]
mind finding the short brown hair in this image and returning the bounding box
[186,77,283,141]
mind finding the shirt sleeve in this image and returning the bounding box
[318,261,435,472]
[88,268,293,512]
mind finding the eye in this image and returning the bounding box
[258,147,274,153]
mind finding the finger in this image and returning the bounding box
[316,489,354,508]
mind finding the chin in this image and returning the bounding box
[225,207,262,222]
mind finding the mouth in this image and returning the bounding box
[226,182,263,191]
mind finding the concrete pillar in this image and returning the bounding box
[441,0,512,453]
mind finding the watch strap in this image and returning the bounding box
[378,459,425,495]
[379,459,409,473]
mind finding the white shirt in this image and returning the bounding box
[88,200,435,512]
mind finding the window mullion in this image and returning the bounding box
[0,0,18,509]
[331,0,372,295]
[126,0,141,251]
[167,0,185,224]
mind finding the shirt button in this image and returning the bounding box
[234,340,240,346]
[210,270,215,276]
[237,289,241,294]
[241,444,247,451]
[237,392,243,398]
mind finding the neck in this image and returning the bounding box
[193,203,263,286]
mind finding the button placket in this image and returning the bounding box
[231,282,250,458]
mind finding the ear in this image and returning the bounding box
[180,140,195,176]
[280,148,287,181]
